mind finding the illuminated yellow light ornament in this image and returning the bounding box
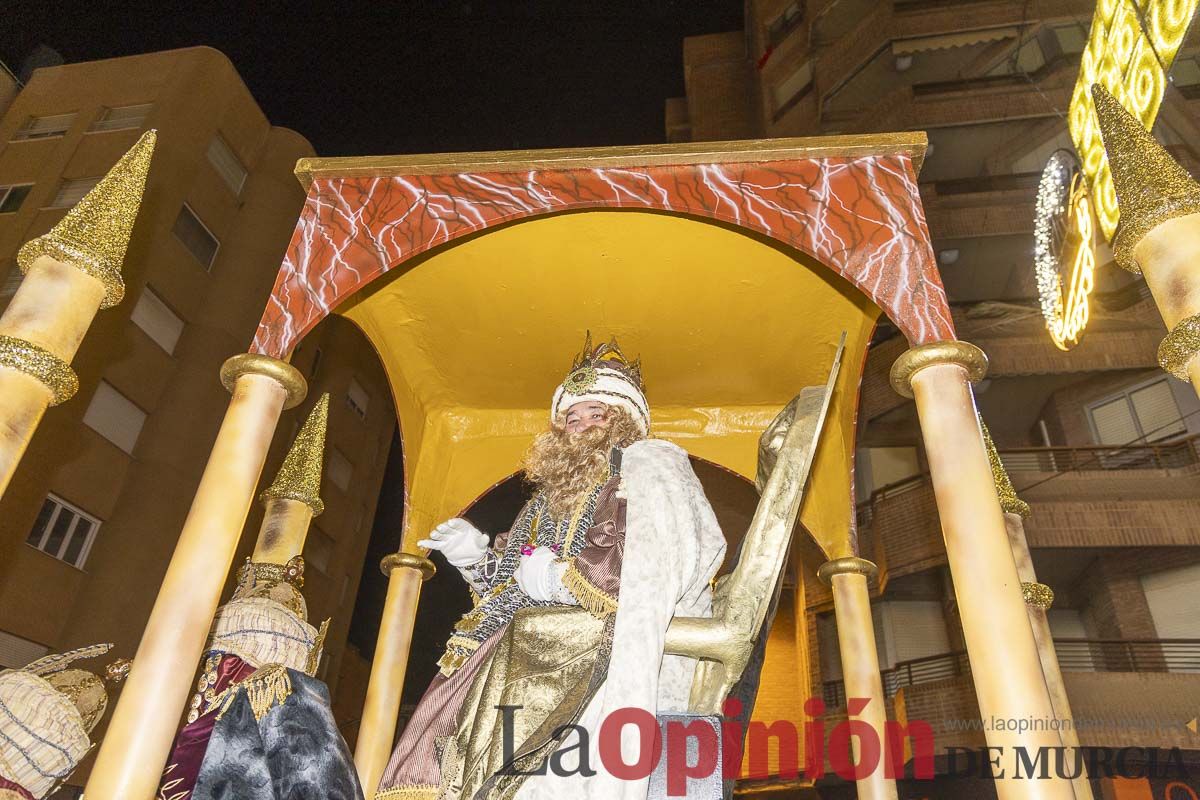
[1035,150,1097,350]
[1068,0,1199,242]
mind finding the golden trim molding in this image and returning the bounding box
[0,335,79,405]
[1157,312,1200,380]
[1021,581,1054,610]
[817,557,879,585]
[381,552,437,582]
[889,340,988,398]
[294,132,929,189]
[219,354,306,409]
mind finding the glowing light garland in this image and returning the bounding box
[1036,150,1096,350]
[1068,0,1199,241]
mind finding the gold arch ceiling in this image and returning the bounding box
[339,209,879,560]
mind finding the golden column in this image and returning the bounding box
[355,551,435,800]
[818,557,897,800]
[1092,84,1200,397]
[85,354,306,799]
[0,131,155,499]
[253,393,329,563]
[982,422,1093,800]
[891,342,1074,800]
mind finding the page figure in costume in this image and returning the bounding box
[376,335,727,799]
[157,556,361,800]
[0,644,128,800]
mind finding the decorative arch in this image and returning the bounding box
[252,140,954,357]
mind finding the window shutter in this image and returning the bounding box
[1090,396,1139,445]
[1129,379,1184,441]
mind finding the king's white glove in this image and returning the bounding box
[417,518,489,567]
[514,546,563,602]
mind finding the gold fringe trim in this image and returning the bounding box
[213,663,293,722]
[374,785,439,799]
[563,562,617,618]
[437,634,481,676]
[306,618,330,676]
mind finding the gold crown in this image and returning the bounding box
[562,331,644,395]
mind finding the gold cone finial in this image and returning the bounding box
[17,129,157,308]
[979,417,1030,518]
[260,393,328,516]
[1090,85,1200,273]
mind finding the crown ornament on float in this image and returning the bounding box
[561,331,644,394]
[552,331,651,435]
[16,130,157,308]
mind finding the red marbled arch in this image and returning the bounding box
[251,155,954,357]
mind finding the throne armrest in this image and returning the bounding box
[663,337,843,715]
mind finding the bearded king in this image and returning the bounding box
[375,334,727,799]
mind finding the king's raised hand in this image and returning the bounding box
[417,518,490,567]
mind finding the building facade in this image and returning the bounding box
[0,47,395,785]
[671,2,1200,796]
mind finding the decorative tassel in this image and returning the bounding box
[374,786,440,800]
[214,663,293,722]
[563,564,617,618]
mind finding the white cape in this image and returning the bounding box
[516,438,727,799]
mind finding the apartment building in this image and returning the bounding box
[0,48,395,786]
[671,2,1200,796]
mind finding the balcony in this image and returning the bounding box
[824,639,1200,707]
[824,641,1200,752]
[998,436,1200,474]
[859,437,1200,576]
[860,301,1163,424]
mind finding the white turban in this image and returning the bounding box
[550,337,649,435]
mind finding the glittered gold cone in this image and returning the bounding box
[980,417,1030,518]
[17,129,157,308]
[260,393,328,516]
[1091,85,1200,273]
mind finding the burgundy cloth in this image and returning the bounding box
[568,479,626,602]
[378,476,628,795]
[379,626,508,790]
[158,653,256,800]
[0,776,34,800]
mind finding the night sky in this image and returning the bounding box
[2,2,744,156]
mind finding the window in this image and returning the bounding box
[1142,564,1200,644]
[771,60,813,120]
[172,205,219,269]
[25,493,101,568]
[346,377,369,421]
[206,135,248,196]
[0,631,50,669]
[130,287,184,354]
[858,446,920,497]
[1,267,21,298]
[766,2,804,48]
[49,178,99,209]
[304,526,335,574]
[83,381,147,454]
[12,112,76,140]
[89,103,152,133]
[1088,377,1186,445]
[327,448,353,492]
[0,184,32,213]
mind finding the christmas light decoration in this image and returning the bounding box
[1035,150,1096,350]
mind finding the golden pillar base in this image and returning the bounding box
[820,558,897,800]
[355,552,436,800]
[893,341,1074,800]
[84,354,305,800]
